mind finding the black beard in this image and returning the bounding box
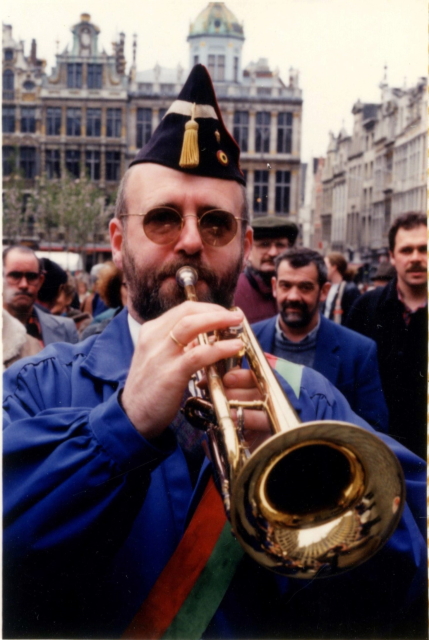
[279,301,313,329]
[248,265,274,287]
[122,248,244,321]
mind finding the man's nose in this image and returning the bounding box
[17,275,31,287]
[174,214,204,255]
[267,244,279,257]
[286,286,301,301]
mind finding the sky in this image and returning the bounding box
[3,0,427,162]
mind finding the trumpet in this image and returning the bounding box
[176,266,405,578]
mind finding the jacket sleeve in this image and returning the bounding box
[349,340,389,432]
[277,366,427,625]
[3,356,176,577]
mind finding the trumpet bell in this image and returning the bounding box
[230,421,404,577]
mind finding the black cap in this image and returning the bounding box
[130,64,245,185]
[252,216,299,244]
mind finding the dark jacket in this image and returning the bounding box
[253,315,389,432]
[234,267,277,323]
[3,310,426,638]
[321,281,360,325]
[346,278,427,459]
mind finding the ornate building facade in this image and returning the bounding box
[313,76,427,263]
[2,3,303,250]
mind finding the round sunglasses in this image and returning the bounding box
[120,207,244,247]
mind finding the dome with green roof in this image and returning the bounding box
[189,2,244,40]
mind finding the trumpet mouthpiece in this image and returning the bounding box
[176,266,198,288]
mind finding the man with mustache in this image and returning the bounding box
[3,67,426,639]
[2,246,78,347]
[234,216,298,322]
[252,247,388,432]
[347,212,428,459]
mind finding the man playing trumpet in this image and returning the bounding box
[3,65,426,639]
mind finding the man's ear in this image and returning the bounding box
[242,225,253,265]
[319,281,331,303]
[109,218,124,270]
[271,275,277,298]
[389,250,395,268]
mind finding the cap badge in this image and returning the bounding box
[217,150,228,166]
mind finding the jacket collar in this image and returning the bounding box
[80,308,135,383]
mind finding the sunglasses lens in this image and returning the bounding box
[143,208,182,245]
[199,210,238,247]
[7,271,39,283]
[25,272,39,282]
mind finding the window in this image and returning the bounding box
[277,112,292,153]
[21,107,36,133]
[3,146,15,176]
[106,151,121,181]
[233,57,239,82]
[46,107,61,136]
[67,63,82,88]
[106,108,122,137]
[207,54,225,81]
[86,108,101,137]
[275,171,291,213]
[160,84,175,95]
[66,149,80,178]
[87,64,102,89]
[253,170,269,214]
[4,49,13,61]
[66,108,81,136]
[193,55,199,66]
[23,80,35,91]
[233,111,249,152]
[255,112,270,153]
[19,147,37,178]
[45,149,61,178]
[257,87,272,96]
[3,69,14,98]
[85,150,100,180]
[136,108,152,148]
[3,106,15,133]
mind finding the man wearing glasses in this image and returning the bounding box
[3,245,78,347]
[3,65,426,639]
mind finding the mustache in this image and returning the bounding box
[281,301,307,312]
[406,266,426,273]
[154,259,217,286]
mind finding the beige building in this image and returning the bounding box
[315,76,427,264]
[3,3,303,251]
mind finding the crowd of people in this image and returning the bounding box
[2,64,427,639]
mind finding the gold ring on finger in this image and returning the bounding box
[169,330,186,349]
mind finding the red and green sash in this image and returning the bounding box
[122,476,243,640]
[122,353,301,639]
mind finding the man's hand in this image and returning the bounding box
[222,368,271,452]
[121,301,244,439]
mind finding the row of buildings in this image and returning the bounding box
[2,3,303,257]
[303,74,427,266]
[2,2,426,265]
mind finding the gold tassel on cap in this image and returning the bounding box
[179,103,199,168]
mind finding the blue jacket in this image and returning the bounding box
[253,315,389,433]
[3,310,426,638]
